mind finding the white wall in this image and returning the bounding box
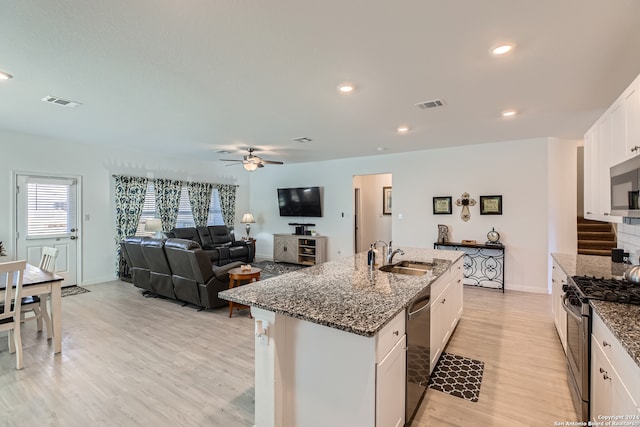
[0,129,249,285]
[353,173,392,254]
[1,130,577,293]
[617,224,640,264]
[548,138,579,292]
[249,137,576,293]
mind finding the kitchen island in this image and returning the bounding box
[219,247,463,427]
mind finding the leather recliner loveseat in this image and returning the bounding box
[121,236,242,309]
[166,225,254,266]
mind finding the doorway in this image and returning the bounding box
[353,173,392,254]
[14,173,80,286]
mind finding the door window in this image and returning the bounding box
[26,178,75,238]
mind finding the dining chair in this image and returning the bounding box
[21,247,58,339]
[0,260,27,369]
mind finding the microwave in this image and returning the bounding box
[611,156,640,217]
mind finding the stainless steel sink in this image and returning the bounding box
[378,260,434,276]
[394,261,434,270]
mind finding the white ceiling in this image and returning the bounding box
[2,1,640,165]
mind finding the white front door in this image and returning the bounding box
[15,174,79,286]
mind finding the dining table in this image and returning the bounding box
[0,263,64,354]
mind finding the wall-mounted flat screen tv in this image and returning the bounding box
[278,187,323,217]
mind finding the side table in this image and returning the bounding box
[227,266,261,317]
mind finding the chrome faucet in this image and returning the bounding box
[387,248,405,264]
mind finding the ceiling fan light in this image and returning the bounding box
[243,162,258,171]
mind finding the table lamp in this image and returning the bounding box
[241,213,256,238]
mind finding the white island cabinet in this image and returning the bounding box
[252,307,406,427]
[218,247,464,427]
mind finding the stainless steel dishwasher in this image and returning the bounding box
[405,286,431,425]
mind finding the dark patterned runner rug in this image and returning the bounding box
[250,261,306,280]
[62,286,90,297]
[427,352,485,402]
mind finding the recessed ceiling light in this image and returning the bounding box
[501,109,517,117]
[337,82,355,94]
[491,43,516,56]
[0,71,14,80]
[397,126,409,134]
[377,147,388,151]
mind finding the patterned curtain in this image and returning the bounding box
[155,179,184,232]
[216,184,237,227]
[188,182,213,227]
[114,175,148,273]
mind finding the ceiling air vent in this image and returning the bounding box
[292,137,312,143]
[41,95,82,108]
[415,99,445,110]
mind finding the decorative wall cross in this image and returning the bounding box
[455,192,476,222]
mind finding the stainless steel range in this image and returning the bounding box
[563,275,640,421]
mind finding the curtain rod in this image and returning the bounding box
[111,174,238,187]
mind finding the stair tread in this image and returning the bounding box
[578,248,613,256]
[577,224,613,230]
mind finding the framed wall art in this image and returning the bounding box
[383,186,392,215]
[433,196,452,215]
[480,195,503,215]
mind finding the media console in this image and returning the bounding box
[274,234,327,266]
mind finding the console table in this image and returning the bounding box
[434,242,505,292]
[274,234,327,266]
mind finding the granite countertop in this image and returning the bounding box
[590,300,640,367]
[219,247,463,337]
[551,252,629,279]
[551,252,640,367]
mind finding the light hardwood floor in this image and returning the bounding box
[0,282,576,426]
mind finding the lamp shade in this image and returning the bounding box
[241,213,255,224]
[145,218,162,232]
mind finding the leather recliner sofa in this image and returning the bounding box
[121,236,243,309]
[166,226,254,266]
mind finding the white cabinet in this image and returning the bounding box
[430,258,463,372]
[584,124,600,219]
[375,310,406,427]
[252,307,406,427]
[551,259,567,353]
[273,234,327,265]
[598,114,615,219]
[625,83,640,157]
[584,72,640,223]
[590,311,640,423]
[376,335,406,427]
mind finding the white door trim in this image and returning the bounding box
[11,170,83,285]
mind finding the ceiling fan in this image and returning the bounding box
[220,147,284,171]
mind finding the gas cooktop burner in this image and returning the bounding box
[570,276,640,305]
